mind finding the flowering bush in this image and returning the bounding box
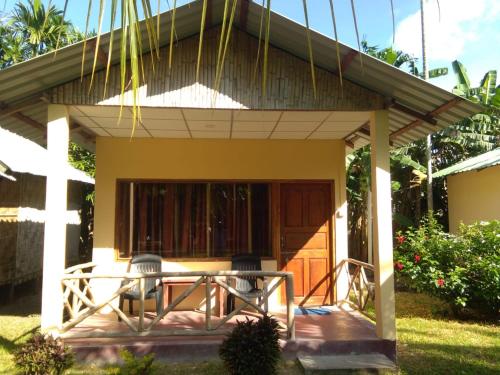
[394,216,500,316]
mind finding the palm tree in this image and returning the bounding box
[10,0,76,57]
[1,0,84,68]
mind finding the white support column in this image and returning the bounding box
[41,105,69,332]
[370,110,396,340]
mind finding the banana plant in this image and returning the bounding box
[452,60,499,107]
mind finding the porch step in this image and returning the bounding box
[297,354,396,374]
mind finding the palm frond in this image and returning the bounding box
[302,0,316,99]
[81,0,93,81]
[54,0,68,53]
[328,0,343,91]
[89,0,106,91]
[262,0,271,98]
[168,0,177,69]
[349,0,363,69]
[103,0,118,97]
[251,0,265,89]
[196,0,208,82]
[214,0,238,96]
[389,0,395,44]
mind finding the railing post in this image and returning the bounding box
[206,276,212,331]
[138,277,145,332]
[285,274,295,340]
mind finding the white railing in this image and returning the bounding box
[341,258,375,312]
[60,265,295,340]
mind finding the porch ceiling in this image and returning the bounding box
[69,105,370,141]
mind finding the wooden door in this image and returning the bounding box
[280,183,333,306]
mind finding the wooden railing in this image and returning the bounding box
[59,267,295,340]
[341,258,375,312]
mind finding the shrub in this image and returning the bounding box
[107,349,157,375]
[14,333,74,375]
[394,216,500,316]
[219,315,281,375]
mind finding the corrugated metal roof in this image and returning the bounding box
[433,148,500,178]
[0,127,94,183]
[0,0,483,151]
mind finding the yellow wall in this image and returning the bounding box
[447,165,500,233]
[92,138,347,310]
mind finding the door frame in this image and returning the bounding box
[274,180,336,306]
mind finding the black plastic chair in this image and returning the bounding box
[226,254,268,314]
[118,254,163,320]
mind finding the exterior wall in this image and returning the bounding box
[51,27,383,111]
[0,172,86,286]
[447,165,500,233]
[92,137,348,310]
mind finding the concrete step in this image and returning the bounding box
[297,353,396,374]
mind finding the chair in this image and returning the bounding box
[226,254,268,314]
[118,254,163,320]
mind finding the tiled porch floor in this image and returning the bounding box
[64,306,396,363]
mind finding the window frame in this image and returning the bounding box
[114,179,277,261]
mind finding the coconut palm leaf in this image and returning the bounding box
[196,0,208,82]
[81,0,93,80]
[214,0,238,97]
[168,0,177,69]
[54,0,68,52]
[89,0,106,90]
[301,0,316,99]
[328,0,343,90]
[103,0,118,97]
[262,0,271,97]
[252,0,265,88]
[349,0,363,69]
[389,0,395,44]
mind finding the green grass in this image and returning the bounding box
[1,292,498,374]
[395,292,499,375]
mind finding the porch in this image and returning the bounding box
[66,307,394,363]
[57,258,384,361]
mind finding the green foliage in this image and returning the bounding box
[394,216,500,316]
[107,349,157,375]
[0,0,85,69]
[219,315,281,375]
[14,333,74,375]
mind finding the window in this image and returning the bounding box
[116,182,272,259]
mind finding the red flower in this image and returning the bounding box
[396,235,406,245]
[414,254,421,263]
[394,261,404,271]
[436,278,445,287]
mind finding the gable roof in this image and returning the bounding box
[0,0,482,150]
[0,127,94,183]
[433,148,500,178]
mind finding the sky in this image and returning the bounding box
[2,0,499,92]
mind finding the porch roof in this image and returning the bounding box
[0,0,482,151]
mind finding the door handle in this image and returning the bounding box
[281,235,285,249]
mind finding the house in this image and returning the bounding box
[0,127,94,299]
[434,148,500,233]
[0,0,481,362]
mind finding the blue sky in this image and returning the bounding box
[2,0,499,92]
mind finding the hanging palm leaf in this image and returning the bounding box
[301,0,316,99]
[89,0,105,90]
[252,0,265,89]
[262,0,271,98]
[80,0,93,81]
[195,0,208,82]
[349,0,363,69]
[214,0,238,97]
[328,0,343,91]
[168,0,177,70]
[103,0,118,97]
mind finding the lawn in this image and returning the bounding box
[0,292,498,374]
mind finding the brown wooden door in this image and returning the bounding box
[280,183,333,306]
